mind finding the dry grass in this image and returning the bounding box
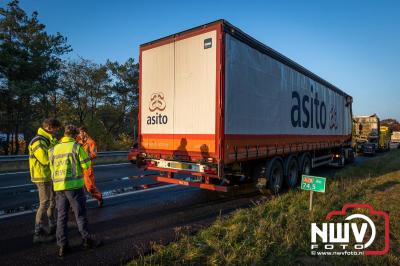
[130,150,400,266]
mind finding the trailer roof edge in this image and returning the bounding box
[139,19,351,99]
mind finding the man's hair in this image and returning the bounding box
[42,118,62,129]
[78,126,88,133]
[64,124,78,137]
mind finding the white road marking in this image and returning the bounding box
[87,184,178,202]
[0,162,133,176]
[0,183,33,189]
[0,210,35,219]
[0,171,29,176]
[0,184,178,220]
[94,163,132,168]
[0,175,138,190]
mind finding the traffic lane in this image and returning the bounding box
[353,149,389,165]
[0,151,387,211]
[0,176,158,211]
[0,162,138,188]
[311,150,389,178]
[0,152,389,265]
[0,150,390,188]
[390,142,399,149]
[0,165,156,211]
[0,185,261,265]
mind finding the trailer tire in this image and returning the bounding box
[299,153,312,176]
[284,155,299,188]
[345,149,355,164]
[339,155,345,167]
[266,157,284,194]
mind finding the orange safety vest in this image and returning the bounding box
[76,136,97,160]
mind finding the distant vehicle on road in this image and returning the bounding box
[136,20,354,193]
[353,114,391,155]
[379,125,391,150]
[391,131,400,149]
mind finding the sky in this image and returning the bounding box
[10,0,400,120]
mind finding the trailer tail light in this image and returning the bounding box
[146,161,157,167]
[204,165,217,175]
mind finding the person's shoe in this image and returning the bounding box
[82,237,103,250]
[58,245,70,257]
[33,231,54,244]
[97,198,103,208]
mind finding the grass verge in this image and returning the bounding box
[130,150,400,265]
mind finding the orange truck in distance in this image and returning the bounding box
[137,20,354,192]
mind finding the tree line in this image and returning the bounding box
[0,1,138,155]
[381,119,400,132]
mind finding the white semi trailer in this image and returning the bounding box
[137,20,354,192]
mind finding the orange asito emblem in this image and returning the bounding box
[149,92,166,112]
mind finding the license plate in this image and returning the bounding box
[171,162,187,169]
[170,162,198,171]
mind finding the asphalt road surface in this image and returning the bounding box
[0,152,388,265]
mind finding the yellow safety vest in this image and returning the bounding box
[49,137,91,191]
[28,128,58,183]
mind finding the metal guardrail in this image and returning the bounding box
[0,151,128,163]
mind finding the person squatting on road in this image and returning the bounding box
[76,126,103,207]
[29,118,62,243]
[49,125,102,257]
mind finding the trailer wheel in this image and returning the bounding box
[339,155,345,167]
[284,155,299,188]
[266,157,284,194]
[299,153,312,176]
[345,149,355,164]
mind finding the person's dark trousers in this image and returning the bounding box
[56,188,90,247]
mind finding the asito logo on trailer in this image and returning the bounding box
[147,92,168,125]
[291,85,340,131]
[329,105,338,129]
[149,92,166,112]
[310,204,390,256]
[291,85,327,130]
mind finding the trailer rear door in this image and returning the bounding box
[140,29,218,160]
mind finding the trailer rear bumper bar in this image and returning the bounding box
[154,176,229,192]
[146,166,220,179]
